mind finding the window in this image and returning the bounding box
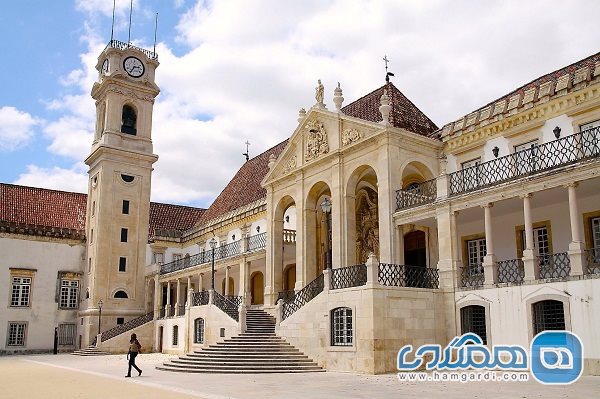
[173,325,179,346]
[90,229,94,244]
[121,105,137,135]
[59,280,79,309]
[466,238,486,275]
[521,226,550,261]
[152,253,164,265]
[118,257,127,272]
[7,322,27,346]
[532,300,566,335]
[114,290,128,299]
[122,200,130,215]
[460,305,487,344]
[514,140,539,175]
[194,318,205,344]
[116,317,125,325]
[88,258,92,273]
[121,174,135,183]
[120,228,128,243]
[331,307,353,346]
[172,254,182,262]
[461,158,481,191]
[92,201,96,216]
[11,277,32,307]
[592,217,600,249]
[580,120,600,157]
[58,323,76,345]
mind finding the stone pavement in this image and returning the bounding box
[0,353,598,399]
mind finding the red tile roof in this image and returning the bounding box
[342,82,438,136]
[196,140,289,226]
[437,51,600,139]
[0,183,205,239]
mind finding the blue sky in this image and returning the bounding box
[1,1,599,208]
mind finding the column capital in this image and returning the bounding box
[563,181,578,189]
[480,202,494,209]
[519,193,533,199]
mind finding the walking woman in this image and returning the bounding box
[126,333,143,377]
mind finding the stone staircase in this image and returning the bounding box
[71,346,110,356]
[157,309,324,373]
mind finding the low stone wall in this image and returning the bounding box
[97,320,155,354]
[277,284,449,374]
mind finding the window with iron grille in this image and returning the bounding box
[466,238,486,275]
[7,322,27,346]
[591,217,600,249]
[331,307,353,346]
[521,226,550,260]
[460,305,487,344]
[194,318,205,344]
[58,323,76,345]
[59,280,79,309]
[11,277,32,307]
[533,300,566,335]
[172,325,179,346]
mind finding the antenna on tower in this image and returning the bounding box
[110,0,116,42]
[242,141,250,162]
[153,12,159,54]
[127,0,133,45]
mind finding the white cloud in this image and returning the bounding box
[0,106,40,151]
[13,164,88,194]
[36,0,600,206]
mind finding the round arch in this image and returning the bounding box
[305,181,332,280]
[250,271,264,305]
[400,160,435,188]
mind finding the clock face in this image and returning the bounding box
[123,56,145,78]
[101,59,109,74]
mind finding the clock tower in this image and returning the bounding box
[80,41,159,346]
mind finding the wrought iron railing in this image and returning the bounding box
[166,304,175,318]
[224,295,245,308]
[192,290,210,306]
[539,252,571,279]
[395,179,437,210]
[100,312,154,342]
[247,232,267,251]
[497,258,524,284]
[159,307,165,319]
[213,291,239,322]
[585,248,600,274]
[160,239,247,275]
[282,273,324,320]
[218,240,241,260]
[283,229,297,243]
[277,290,295,303]
[378,263,440,288]
[330,265,367,290]
[460,265,485,288]
[176,305,186,317]
[104,39,158,60]
[449,127,600,196]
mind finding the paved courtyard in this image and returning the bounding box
[0,353,598,399]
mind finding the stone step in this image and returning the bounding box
[156,365,324,374]
[71,347,110,356]
[171,358,316,366]
[198,348,300,354]
[185,353,309,360]
[212,342,291,347]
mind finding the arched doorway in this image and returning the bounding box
[404,230,427,267]
[306,182,332,280]
[221,277,235,296]
[283,264,296,291]
[346,166,379,265]
[250,272,264,305]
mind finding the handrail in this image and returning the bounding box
[395,179,437,210]
[282,273,324,320]
[330,264,367,290]
[449,127,600,196]
[213,291,239,321]
[100,312,154,342]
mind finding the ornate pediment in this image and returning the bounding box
[282,155,297,175]
[304,120,329,162]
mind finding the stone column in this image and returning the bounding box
[566,183,585,275]
[482,203,498,285]
[322,268,331,293]
[175,278,181,316]
[153,278,160,319]
[198,273,203,292]
[294,173,305,291]
[186,276,192,301]
[376,144,395,264]
[522,194,539,281]
[365,253,379,287]
[165,280,171,317]
[331,159,344,269]
[225,266,231,295]
[239,260,250,301]
[436,206,461,289]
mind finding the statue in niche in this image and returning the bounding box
[356,187,379,264]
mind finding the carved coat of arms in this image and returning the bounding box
[304,120,329,161]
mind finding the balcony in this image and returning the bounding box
[449,127,600,196]
[395,179,437,210]
[159,232,267,275]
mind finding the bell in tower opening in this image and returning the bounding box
[121,104,137,135]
